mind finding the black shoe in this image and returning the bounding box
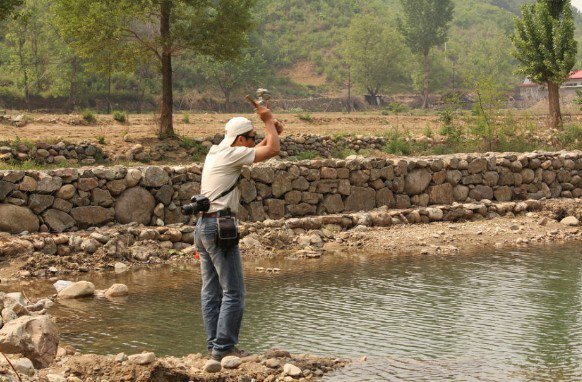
[211,346,249,361]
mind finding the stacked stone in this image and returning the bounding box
[0,151,579,234]
[0,141,105,165]
[0,165,205,234]
[194,134,389,159]
[0,198,573,277]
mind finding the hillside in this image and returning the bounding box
[257,0,582,91]
[0,0,581,111]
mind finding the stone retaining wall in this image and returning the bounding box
[0,151,580,234]
[0,141,105,165]
[195,134,404,159]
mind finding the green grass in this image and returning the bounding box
[82,110,96,124]
[96,135,106,145]
[331,147,357,159]
[112,110,127,123]
[296,113,313,122]
[291,150,319,160]
[0,159,78,171]
[557,124,582,148]
[178,136,209,162]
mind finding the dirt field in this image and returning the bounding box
[2,108,581,146]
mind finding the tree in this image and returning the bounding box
[344,15,411,104]
[54,0,255,138]
[199,48,270,112]
[3,0,52,110]
[512,0,577,129]
[398,0,454,108]
[0,0,23,21]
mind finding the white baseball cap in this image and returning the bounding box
[218,117,254,148]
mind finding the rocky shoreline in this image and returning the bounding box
[0,199,579,382]
[0,290,347,382]
[0,197,579,281]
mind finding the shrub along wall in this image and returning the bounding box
[0,151,579,234]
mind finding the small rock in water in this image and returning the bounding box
[58,281,95,299]
[105,284,129,298]
[221,355,241,369]
[203,359,221,373]
[53,280,73,292]
[560,216,579,226]
[114,262,128,273]
[283,363,302,377]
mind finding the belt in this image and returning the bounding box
[200,210,233,218]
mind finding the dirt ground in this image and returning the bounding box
[2,109,581,147]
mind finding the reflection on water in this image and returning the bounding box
[11,243,582,381]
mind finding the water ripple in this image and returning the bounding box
[11,243,582,381]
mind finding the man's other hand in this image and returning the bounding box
[257,105,273,123]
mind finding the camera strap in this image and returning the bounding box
[210,175,242,203]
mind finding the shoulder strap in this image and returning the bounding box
[210,175,242,203]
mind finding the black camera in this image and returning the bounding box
[182,195,211,215]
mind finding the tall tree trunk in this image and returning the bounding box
[32,33,41,94]
[224,89,231,113]
[67,57,79,113]
[17,36,31,112]
[547,81,562,129]
[136,75,141,114]
[107,67,112,114]
[366,87,378,106]
[347,65,352,113]
[422,50,430,109]
[158,0,174,138]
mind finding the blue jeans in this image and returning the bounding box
[195,216,245,356]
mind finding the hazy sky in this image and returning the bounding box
[574,0,582,11]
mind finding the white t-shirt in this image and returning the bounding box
[200,145,256,213]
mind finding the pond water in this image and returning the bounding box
[13,243,582,381]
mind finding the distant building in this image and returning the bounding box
[518,70,582,102]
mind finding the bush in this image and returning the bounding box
[389,102,408,114]
[557,124,582,149]
[423,125,433,138]
[178,136,208,161]
[96,136,106,145]
[382,130,411,155]
[182,113,190,123]
[296,113,313,122]
[82,110,96,123]
[294,150,319,160]
[113,110,127,123]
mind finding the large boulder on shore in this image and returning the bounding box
[0,204,39,233]
[0,315,59,368]
[115,187,155,225]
